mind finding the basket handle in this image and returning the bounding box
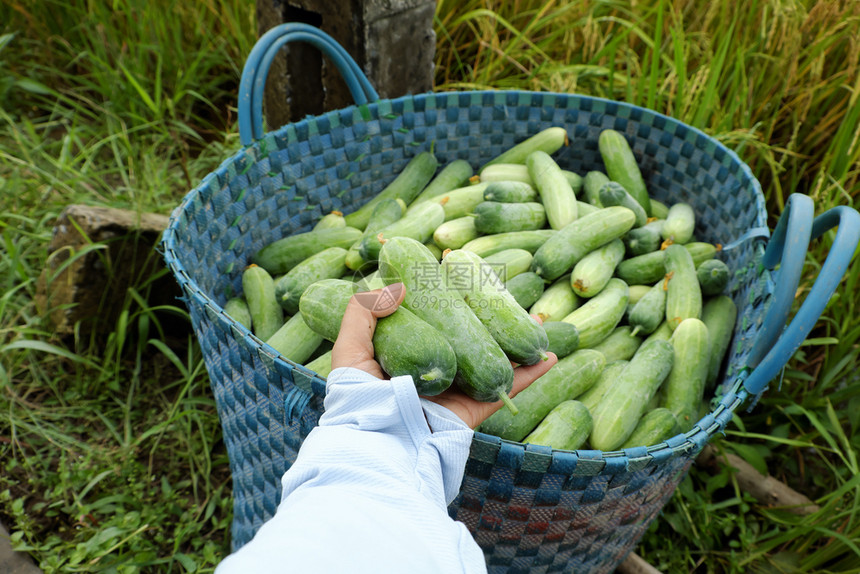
[238,23,379,146]
[742,199,860,396]
[745,193,814,366]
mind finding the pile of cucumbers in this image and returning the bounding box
[226,127,738,452]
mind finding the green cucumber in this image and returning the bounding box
[442,250,549,365]
[583,170,610,207]
[253,226,362,275]
[473,201,546,234]
[687,242,718,266]
[523,400,592,451]
[410,159,473,205]
[697,259,731,295]
[625,283,652,321]
[598,181,648,227]
[615,242,717,285]
[274,247,349,314]
[577,201,601,216]
[483,249,534,283]
[505,272,546,310]
[223,297,252,330]
[378,237,515,405]
[646,391,663,413]
[482,168,584,195]
[479,167,580,193]
[242,264,284,341]
[526,150,577,230]
[360,201,445,262]
[461,229,556,257]
[628,282,668,336]
[561,278,629,348]
[343,249,368,274]
[650,199,670,219]
[299,278,457,395]
[479,163,532,185]
[479,349,605,441]
[424,241,443,261]
[598,129,651,216]
[661,202,696,245]
[578,360,628,415]
[344,151,438,230]
[623,220,665,256]
[433,216,479,251]
[643,321,674,345]
[483,181,538,203]
[589,326,642,363]
[372,306,457,396]
[543,321,580,359]
[661,318,710,432]
[345,198,405,271]
[265,311,324,365]
[702,295,737,388]
[531,206,636,281]
[563,170,584,195]
[529,274,580,322]
[307,338,334,362]
[435,183,490,220]
[627,284,653,308]
[313,210,346,230]
[664,243,702,330]
[482,126,568,168]
[570,238,625,298]
[590,339,675,451]
[304,350,333,380]
[619,408,681,449]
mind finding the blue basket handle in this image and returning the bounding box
[742,201,860,396]
[745,193,814,366]
[238,23,379,146]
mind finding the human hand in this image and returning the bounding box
[331,283,558,429]
[422,345,557,429]
[331,282,406,379]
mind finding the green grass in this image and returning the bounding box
[2,0,859,572]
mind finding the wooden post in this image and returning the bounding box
[256,0,436,131]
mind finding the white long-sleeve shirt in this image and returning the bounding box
[215,367,488,574]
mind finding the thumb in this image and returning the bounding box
[331,283,406,376]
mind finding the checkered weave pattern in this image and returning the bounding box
[161,90,770,573]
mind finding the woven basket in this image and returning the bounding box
[161,24,860,573]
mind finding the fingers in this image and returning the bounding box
[510,352,558,398]
[354,282,405,319]
[331,283,405,374]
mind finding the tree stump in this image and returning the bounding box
[34,205,183,337]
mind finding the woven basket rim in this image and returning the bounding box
[161,88,769,475]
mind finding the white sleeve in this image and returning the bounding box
[215,367,487,574]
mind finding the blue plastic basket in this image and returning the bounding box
[160,24,860,573]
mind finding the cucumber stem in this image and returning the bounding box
[497,389,519,415]
[539,351,549,361]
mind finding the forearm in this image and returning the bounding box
[284,367,473,507]
[215,367,485,574]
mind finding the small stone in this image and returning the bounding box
[0,518,42,574]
